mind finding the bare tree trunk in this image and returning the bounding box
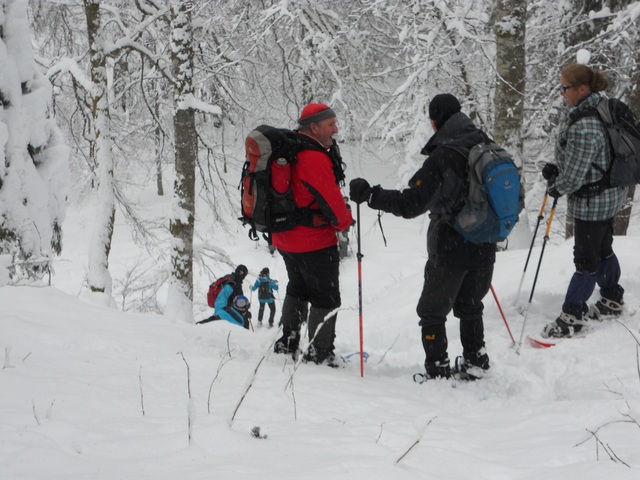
[493,0,526,158]
[565,213,574,239]
[155,90,164,196]
[166,0,197,322]
[84,0,116,295]
[493,0,528,244]
[612,2,639,235]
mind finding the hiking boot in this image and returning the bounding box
[424,357,451,379]
[463,348,490,370]
[541,311,586,339]
[302,345,342,368]
[274,331,300,356]
[453,348,490,380]
[589,297,624,318]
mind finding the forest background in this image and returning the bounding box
[1,0,640,322]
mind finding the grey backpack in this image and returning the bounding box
[573,98,640,196]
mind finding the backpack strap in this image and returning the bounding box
[436,144,472,222]
[287,133,346,226]
[294,132,346,186]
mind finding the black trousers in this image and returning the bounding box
[417,260,493,361]
[258,302,276,324]
[278,246,341,310]
[278,246,341,352]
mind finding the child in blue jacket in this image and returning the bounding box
[251,268,279,327]
[214,284,251,329]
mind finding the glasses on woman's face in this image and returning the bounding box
[559,84,575,94]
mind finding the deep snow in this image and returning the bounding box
[2,147,640,480]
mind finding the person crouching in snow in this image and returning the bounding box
[251,267,279,327]
[215,286,252,329]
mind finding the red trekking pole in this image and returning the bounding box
[490,284,515,345]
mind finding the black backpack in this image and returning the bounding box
[239,126,345,241]
[573,98,640,197]
[258,280,272,300]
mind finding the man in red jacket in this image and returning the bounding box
[272,103,353,367]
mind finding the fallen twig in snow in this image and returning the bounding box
[395,415,437,464]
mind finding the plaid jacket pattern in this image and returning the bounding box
[553,92,627,221]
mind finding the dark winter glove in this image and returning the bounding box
[542,163,559,181]
[349,178,372,204]
[547,186,562,199]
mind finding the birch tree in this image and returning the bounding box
[0,0,68,282]
[82,0,117,295]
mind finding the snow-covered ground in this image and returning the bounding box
[2,148,640,479]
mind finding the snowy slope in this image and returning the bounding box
[2,147,640,479]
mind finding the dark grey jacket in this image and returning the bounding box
[368,112,496,268]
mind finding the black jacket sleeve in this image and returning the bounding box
[368,148,466,219]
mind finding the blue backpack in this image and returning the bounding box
[450,142,521,243]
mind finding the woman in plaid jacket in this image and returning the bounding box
[541,63,626,338]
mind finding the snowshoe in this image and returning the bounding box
[273,331,300,358]
[414,358,451,383]
[586,297,624,320]
[452,350,490,381]
[541,312,586,339]
[302,345,344,368]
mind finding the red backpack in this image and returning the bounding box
[206,274,235,308]
[239,126,325,241]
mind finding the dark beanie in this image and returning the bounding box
[298,103,336,126]
[428,94,461,130]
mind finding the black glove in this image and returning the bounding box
[548,187,562,199]
[542,163,559,181]
[349,178,372,204]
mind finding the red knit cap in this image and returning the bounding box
[298,103,336,125]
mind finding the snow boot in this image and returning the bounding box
[307,306,336,353]
[273,295,308,356]
[302,345,344,368]
[424,356,451,379]
[453,348,490,381]
[586,297,624,320]
[541,311,587,338]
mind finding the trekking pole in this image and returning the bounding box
[356,204,365,378]
[490,284,515,345]
[247,282,254,331]
[516,196,559,354]
[513,192,549,306]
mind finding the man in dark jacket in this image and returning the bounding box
[272,103,353,367]
[349,94,496,380]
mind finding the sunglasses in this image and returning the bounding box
[559,85,575,94]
